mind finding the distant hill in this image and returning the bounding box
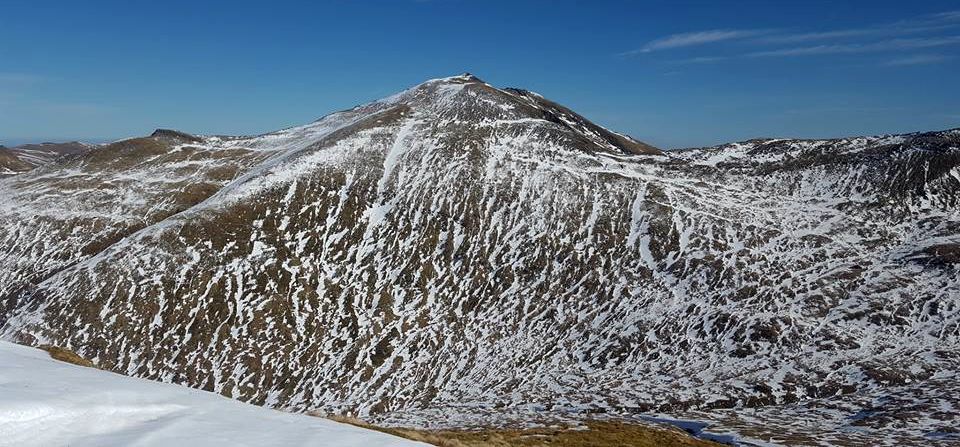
[0,141,96,176]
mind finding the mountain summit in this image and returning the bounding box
[0,75,958,445]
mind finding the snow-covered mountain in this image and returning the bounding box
[0,341,425,447]
[1,74,958,446]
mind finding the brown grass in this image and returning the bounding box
[38,345,96,368]
[316,414,722,447]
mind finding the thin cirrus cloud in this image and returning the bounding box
[619,29,770,56]
[748,36,960,57]
[760,9,960,44]
[623,10,960,65]
[883,54,953,66]
[758,29,882,44]
[933,10,960,21]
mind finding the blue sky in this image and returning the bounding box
[1,0,959,148]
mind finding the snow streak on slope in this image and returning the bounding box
[0,342,425,447]
[0,74,958,446]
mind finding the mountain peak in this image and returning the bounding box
[451,72,482,82]
[373,74,662,156]
[428,72,484,84]
[150,128,202,143]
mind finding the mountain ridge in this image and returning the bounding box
[0,141,95,176]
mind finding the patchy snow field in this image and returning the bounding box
[0,342,424,447]
[1,74,958,446]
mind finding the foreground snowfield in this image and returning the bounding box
[0,342,424,447]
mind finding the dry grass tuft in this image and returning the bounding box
[38,345,96,368]
[314,413,722,447]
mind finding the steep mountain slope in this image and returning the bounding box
[0,131,276,308]
[0,74,957,445]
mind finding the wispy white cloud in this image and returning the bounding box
[621,29,769,56]
[748,36,960,57]
[622,10,960,62]
[931,10,960,22]
[756,22,959,45]
[759,29,880,44]
[879,9,960,31]
[669,56,731,64]
[747,10,960,46]
[883,54,953,66]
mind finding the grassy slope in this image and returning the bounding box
[324,415,723,447]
